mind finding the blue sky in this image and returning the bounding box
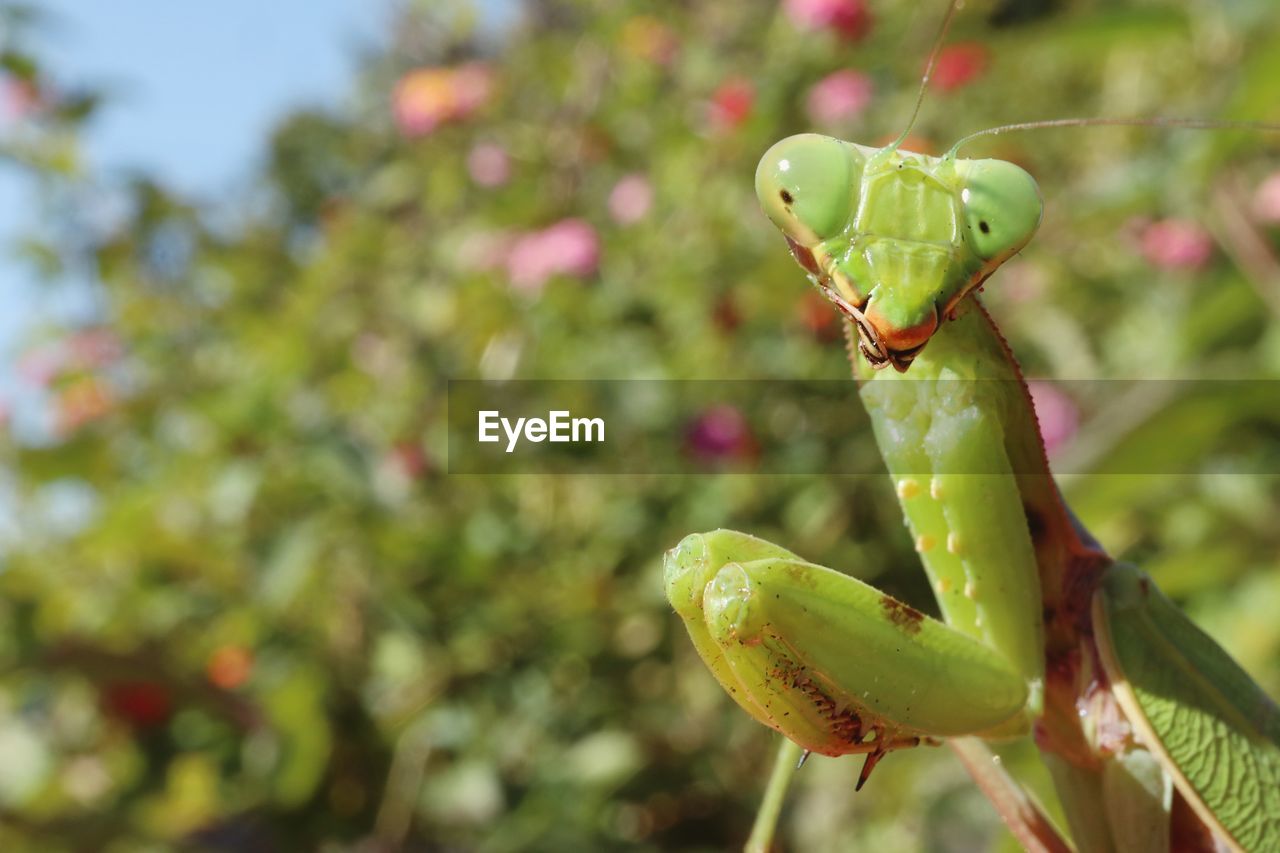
[0,0,389,395]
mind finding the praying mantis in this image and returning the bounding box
[663,4,1280,851]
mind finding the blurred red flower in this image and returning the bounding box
[784,0,872,41]
[685,404,757,462]
[506,219,601,292]
[103,680,172,729]
[806,70,873,125]
[390,442,429,480]
[1139,218,1214,270]
[933,43,989,92]
[712,293,742,333]
[708,77,754,131]
[393,63,494,137]
[207,645,254,690]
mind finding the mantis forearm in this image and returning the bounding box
[664,529,1029,761]
[854,303,1050,698]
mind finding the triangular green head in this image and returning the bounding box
[755,133,1042,370]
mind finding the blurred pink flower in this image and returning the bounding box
[806,70,873,125]
[1139,218,1214,270]
[783,0,872,41]
[2,78,42,123]
[15,330,121,393]
[66,328,122,368]
[998,260,1047,304]
[506,219,601,292]
[1027,381,1079,456]
[708,77,754,131]
[1252,172,1280,224]
[393,63,493,137]
[608,174,654,225]
[390,442,430,480]
[933,43,989,92]
[467,142,511,187]
[685,404,756,462]
[16,344,64,386]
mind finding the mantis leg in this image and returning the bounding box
[664,530,1029,766]
[856,305,1049,738]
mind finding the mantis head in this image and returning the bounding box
[756,133,1042,370]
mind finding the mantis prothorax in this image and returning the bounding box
[663,2,1280,850]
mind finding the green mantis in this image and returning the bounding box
[663,6,1280,851]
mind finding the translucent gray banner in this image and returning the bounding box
[446,380,1280,475]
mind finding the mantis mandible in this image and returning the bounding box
[663,3,1280,850]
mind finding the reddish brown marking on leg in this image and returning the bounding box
[789,672,865,750]
[768,656,866,754]
[880,596,925,634]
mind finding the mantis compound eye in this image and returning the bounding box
[755,134,860,244]
[956,158,1043,263]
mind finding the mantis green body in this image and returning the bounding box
[663,131,1280,850]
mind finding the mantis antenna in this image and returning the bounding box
[887,0,964,153]
[949,116,1280,158]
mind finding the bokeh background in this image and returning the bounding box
[2,0,1280,850]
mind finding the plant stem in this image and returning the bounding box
[746,736,804,853]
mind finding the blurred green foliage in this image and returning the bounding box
[2,0,1280,849]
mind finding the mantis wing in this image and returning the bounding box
[1093,563,1280,852]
